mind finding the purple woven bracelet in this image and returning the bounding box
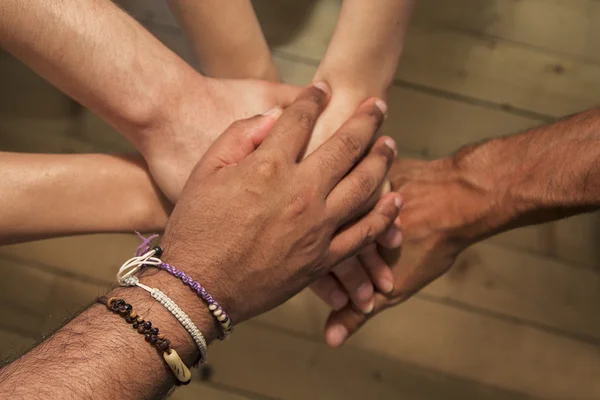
[135,233,233,339]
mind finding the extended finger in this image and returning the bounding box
[327,192,402,267]
[257,83,330,162]
[331,257,375,314]
[357,244,395,294]
[326,136,397,225]
[192,110,282,180]
[376,218,403,249]
[324,293,392,348]
[301,97,386,195]
[309,274,349,311]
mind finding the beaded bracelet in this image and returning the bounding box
[118,233,233,339]
[97,296,192,384]
[151,245,233,338]
[119,276,208,364]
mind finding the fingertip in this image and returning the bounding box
[362,297,375,315]
[380,275,395,294]
[312,81,331,96]
[374,98,388,118]
[380,226,403,249]
[262,105,283,118]
[325,324,348,348]
[384,137,398,157]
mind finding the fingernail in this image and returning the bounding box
[384,138,397,157]
[380,277,394,294]
[374,98,388,117]
[330,290,349,310]
[394,216,401,229]
[362,297,375,314]
[327,325,348,348]
[385,227,403,248]
[312,81,331,95]
[394,197,403,209]
[357,282,374,302]
[262,106,282,117]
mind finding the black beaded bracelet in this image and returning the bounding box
[97,296,192,385]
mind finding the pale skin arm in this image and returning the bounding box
[0,0,195,150]
[169,0,414,312]
[0,0,300,202]
[308,0,415,152]
[306,0,415,313]
[0,152,169,245]
[167,0,279,81]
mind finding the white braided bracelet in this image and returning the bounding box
[123,275,208,363]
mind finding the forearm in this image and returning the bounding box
[0,152,170,244]
[453,108,600,240]
[307,0,414,153]
[313,0,414,97]
[0,268,217,399]
[0,0,204,150]
[168,0,278,81]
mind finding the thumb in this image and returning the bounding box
[197,107,283,177]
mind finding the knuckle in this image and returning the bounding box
[359,224,378,247]
[337,132,364,161]
[286,190,313,218]
[352,171,378,200]
[302,87,326,107]
[317,150,344,174]
[253,156,281,180]
[379,200,399,221]
[296,109,316,131]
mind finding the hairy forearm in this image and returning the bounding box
[168,0,278,81]
[0,269,216,399]
[0,0,204,149]
[0,152,170,244]
[454,108,600,238]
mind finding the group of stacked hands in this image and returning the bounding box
[0,1,599,398]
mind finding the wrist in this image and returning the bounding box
[449,138,525,241]
[128,69,212,158]
[128,267,219,364]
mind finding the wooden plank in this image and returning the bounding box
[42,276,112,333]
[256,290,600,399]
[0,255,56,335]
[208,323,535,400]
[0,117,97,154]
[0,328,36,363]
[411,0,600,63]
[0,51,78,120]
[172,383,254,400]
[253,0,600,118]
[0,234,138,284]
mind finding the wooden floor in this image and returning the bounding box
[1,0,600,398]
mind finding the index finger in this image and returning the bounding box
[301,98,386,195]
[257,82,330,162]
